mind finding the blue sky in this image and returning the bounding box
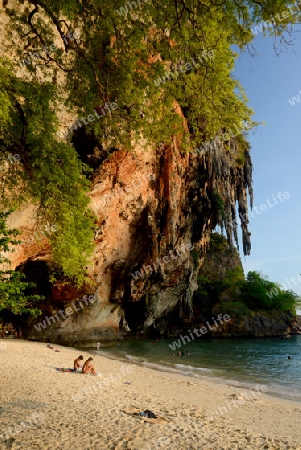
[233,28,301,295]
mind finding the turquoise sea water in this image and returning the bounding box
[89,336,301,401]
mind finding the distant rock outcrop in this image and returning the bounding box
[188,234,298,338]
[210,311,298,338]
[197,232,243,282]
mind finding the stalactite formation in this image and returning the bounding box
[192,135,253,256]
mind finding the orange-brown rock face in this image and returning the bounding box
[7,134,252,346]
[20,139,197,345]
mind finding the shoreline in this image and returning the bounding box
[96,350,301,404]
[89,347,301,404]
[85,340,301,404]
[1,340,301,449]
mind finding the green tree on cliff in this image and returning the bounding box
[0,57,95,285]
[0,211,42,315]
[0,0,300,284]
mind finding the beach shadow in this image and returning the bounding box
[41,365,84,375]
[0,399,47,412]
[41,364,60,369]
[42,364,75,370]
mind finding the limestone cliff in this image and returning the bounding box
[5,132,253,346]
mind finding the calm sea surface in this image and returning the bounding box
[88,336,301,401]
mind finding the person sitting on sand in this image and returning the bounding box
[82,357,96,375]
[74,355,84,372]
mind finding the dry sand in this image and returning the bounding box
[0,340,301,450]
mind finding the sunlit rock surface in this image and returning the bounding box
[5,133,252,345]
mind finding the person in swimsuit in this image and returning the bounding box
[82,357,96,375]
[74,355,84,372]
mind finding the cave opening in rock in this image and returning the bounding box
[123,297,147,334]
[17,260,52,299]
[0,261,52,333]
[71,127,118,171]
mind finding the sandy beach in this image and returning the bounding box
[0,340,301,450]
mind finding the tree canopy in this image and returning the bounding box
[0,0,300,285]
[197,269,298,316]
[240,271,298,312]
